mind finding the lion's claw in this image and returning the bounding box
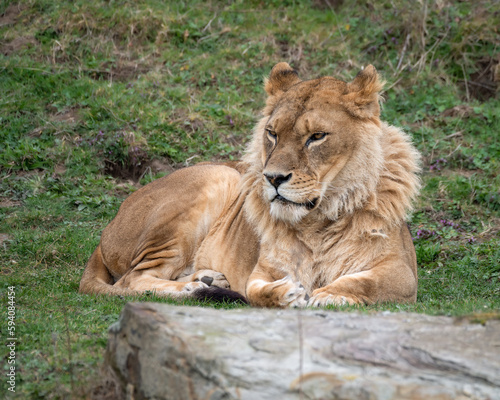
[307,292,355,307]
[278,276,308,308]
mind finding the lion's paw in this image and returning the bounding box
[276,276,308,308]
[194,270,230,289]
[307,291,356,308]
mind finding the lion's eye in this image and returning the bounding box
[266,129,277,142]
[306,132,328,147]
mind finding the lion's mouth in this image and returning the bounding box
[273,195,318,210]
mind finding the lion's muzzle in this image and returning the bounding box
[264,173,292,189]
[273,194,318,210]
[262,171,320,223]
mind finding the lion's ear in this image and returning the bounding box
[264,62,301,96]
[342,65,384,119]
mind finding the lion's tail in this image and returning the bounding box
[193,286,249,305]
[79,245,137,297]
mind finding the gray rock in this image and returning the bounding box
[103,303,500,400]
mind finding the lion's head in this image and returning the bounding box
[244,62,402,225]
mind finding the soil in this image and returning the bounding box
[467,55,499,102]
[104,157,178,182]
[88,61,150,82]
[50,108,82,124]
[311,0,345,10]
[0,233,11,246]
[0,35,37,56]
[440,104,475,119]
[0,3,24,27]
[0,199,21,208]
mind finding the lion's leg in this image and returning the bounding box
[307,261,417,307]
[175,269,230,288]
[114,269,208,298]
[92,164,242,298]
[307,270,373,307]
[308,225,418,307]
[246,265,308,308]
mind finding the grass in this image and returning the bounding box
[0,0,499,398]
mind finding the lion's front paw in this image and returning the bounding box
[307,290,357,308]
[275,276,308,308]
[194,270,230,289]
[247,275,309,308]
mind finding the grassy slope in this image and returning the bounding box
[0,0,499,397]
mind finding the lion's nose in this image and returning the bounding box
[264,173,292,189]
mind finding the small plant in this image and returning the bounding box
[413,228,437,241]
[429,158,447,172]
[416,243,441,265]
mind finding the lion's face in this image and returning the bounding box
[254,63,385,224]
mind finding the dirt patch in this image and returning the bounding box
[478,217,500,241]
[105,157,179,182]
[89,370,121,400]
[438,168,483,179]
[104,159,146,182]
[149,159,177,174]
[183,118,205,134]
[440,104,476,119]
[0,3,24,27]
[24,108,83,137]
[275,38,303,68]
[1,35,38,56]
[0,266,15,276]
[0,199,21,208]
[311,0,344,10]
[467,55,499,101]
[54,164,67,176]
[0,233,11,246]
[88,61,150,82]
[50,108,82,124]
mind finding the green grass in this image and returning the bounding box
[0,0,499,398]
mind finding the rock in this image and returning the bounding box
[103,303,500,400]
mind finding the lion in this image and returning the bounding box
[79,62,421,308]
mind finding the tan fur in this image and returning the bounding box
[80,63,421,308]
